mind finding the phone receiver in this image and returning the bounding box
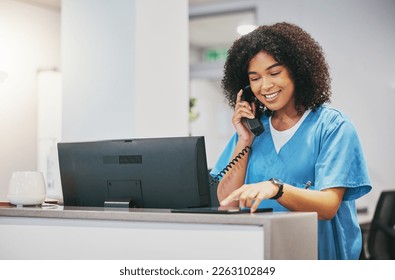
[241,86,265,136]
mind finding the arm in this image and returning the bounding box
[220,181,345,220]
[217,89,256,204]
[279,184,345,220]
[216,141,251,205]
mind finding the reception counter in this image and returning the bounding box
[0,205,317,259]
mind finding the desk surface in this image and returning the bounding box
[0,204,315,226]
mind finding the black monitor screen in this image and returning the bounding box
[58,136,210,209]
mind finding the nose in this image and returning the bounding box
[261,76,274,91]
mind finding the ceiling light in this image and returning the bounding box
[237,24,257,36]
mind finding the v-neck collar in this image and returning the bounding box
[269,109,311,154]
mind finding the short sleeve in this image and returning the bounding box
[314,113,371,201]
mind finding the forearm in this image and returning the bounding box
[278,184,345,220]
[217,141,252,203]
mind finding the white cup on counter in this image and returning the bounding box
[7,171,46,206]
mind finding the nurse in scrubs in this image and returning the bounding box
[211,22,371,260]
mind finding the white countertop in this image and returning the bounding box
[0,203,316,226]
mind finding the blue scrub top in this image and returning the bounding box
[211,105,371,260]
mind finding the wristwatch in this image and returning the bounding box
[269,178,284,200]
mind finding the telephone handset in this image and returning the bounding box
[241,85,265,136]
[209,86,265,186]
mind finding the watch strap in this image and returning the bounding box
[269,178,284,200]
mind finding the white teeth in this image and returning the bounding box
[264,91,279,99]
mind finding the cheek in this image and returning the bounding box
[280,78,295,93]
[286,81,295,93]
[249,85,260,97]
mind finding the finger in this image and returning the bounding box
[238,192,248,209]
[237,185,258,209]
[235,95,253,114]
[220,192,239,206]
[235,89,243,104]
[220,196,237,206]
[245,189,259,208]
[235,101,252,112]
[238,188,253,208]
[234,106,255,121]
[220,186,245,206]
[250,193,265,213]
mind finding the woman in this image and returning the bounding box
[210,22,371,260]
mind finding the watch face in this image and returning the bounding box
[271,178,284,185]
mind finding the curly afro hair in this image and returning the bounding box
[222,22,331,116]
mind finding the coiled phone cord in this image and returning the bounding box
[210,145,251,186]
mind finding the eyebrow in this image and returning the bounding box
[248,62,283,75]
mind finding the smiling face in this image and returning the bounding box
[248,51,296,115]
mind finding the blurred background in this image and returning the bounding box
[0,0,394,217]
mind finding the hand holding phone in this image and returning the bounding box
[210,86,265,185]
[241,86,265,136]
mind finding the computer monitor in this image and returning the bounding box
[58,136,211,209]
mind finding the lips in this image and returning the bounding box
[262,90,280,100]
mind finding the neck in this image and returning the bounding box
[271,107,305,131]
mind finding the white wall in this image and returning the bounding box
[61,0,189,141]
[0,0,60,200]
[61,0,136,141]
[134,0,189,137]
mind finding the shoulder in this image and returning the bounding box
[310,106,358,139]
[313,105,349,120]
[311,105,353,128]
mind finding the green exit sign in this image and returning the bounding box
[203,48,228,62]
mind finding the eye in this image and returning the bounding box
[270,71,281,76]
[249,76,260,82]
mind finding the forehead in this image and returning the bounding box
[248,51,278,69]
